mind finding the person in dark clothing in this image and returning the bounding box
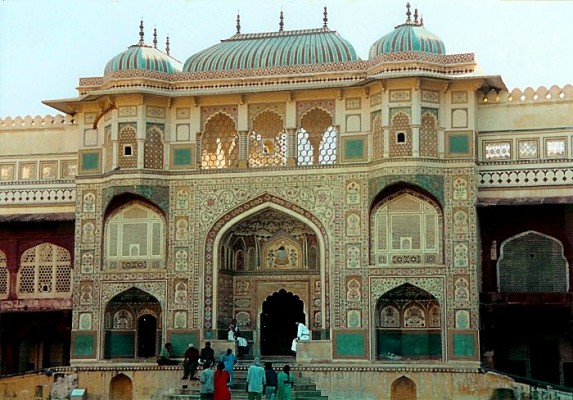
[200,341,215,365]
[182,343,200,380]
[264,362,278,400]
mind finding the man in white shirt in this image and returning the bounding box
[291,321,310,353]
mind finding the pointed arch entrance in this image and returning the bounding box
[261,289,305,355]
[207,195,328,356]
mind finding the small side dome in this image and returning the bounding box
[369,4,445,58]
[183,8,359,73]
[104,22,181,76]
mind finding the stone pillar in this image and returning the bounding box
[238,130,249,168]
[286,128,297,166]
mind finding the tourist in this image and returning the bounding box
[157,342,178,365]
[221,348,237,387]
[290,321,310,353]
[277,364,294,400]
[237,334,249,357]
[182,343,200,380]
[214,361,231,400]
[264,361,278,400]
[199,360,215,399]
[246,357,266,400]
[200,341,215,365]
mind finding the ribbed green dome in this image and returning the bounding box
[104,22,181,76]
[104,45,182,75]
[369,6,445,58]
[184,28,359,73]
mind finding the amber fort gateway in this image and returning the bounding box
[1,4,573,400]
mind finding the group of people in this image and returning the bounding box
[156,319,310,399]
[246,358,294,400]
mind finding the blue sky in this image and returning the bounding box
[0,0,570,117]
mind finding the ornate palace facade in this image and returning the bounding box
[1,5,572,399]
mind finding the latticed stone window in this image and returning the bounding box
[144,124,164,169]
[201,113,239,169]
[372,113,384,161]
[498,231,568,292]
[389,112,412,157]
[297,108,337,165]
[17,243,72,298]
[484,141,511,160]
[371,191,442,266]
[118,123,138,168]
[0,251,7,298]
[419,111,438,158]
[105,203,165,270]
[249,110,287,167]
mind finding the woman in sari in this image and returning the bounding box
[277,364,294,400]
[213,362,231,400]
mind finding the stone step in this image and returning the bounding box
[164,362,327,399]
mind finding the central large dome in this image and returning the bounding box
[183,27,359,73]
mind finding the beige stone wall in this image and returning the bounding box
[0,366,521,400]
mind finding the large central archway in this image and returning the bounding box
[260,289,305,355]
[209,196,328,356]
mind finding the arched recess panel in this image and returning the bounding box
[375,283,441,360]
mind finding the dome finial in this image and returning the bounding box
[413,7,419,25]
[420,15,424,26]
[279,10,284,32]
[139,20,145,45]
[236,12,241,34]
[166,36,170,55]
[406,3,411,23]
[323,6,328,28]
[153,27,158,49]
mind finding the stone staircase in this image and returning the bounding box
[162,356,328,399]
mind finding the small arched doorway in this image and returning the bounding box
[137,314,157,358]
[260,289,305,355]
[390,376,416,400]
[110,373,133,400]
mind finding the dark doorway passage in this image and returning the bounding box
[531,340,560,384]
[137,315,157,358]
[260,289,305,355]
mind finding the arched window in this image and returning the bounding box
[17,243,72,298]
[105,202,166,270]
[297,108,337,165]
[498,231,568,292]
[201,112,239,169]
[249,110,287,167]
[371,189,442,266]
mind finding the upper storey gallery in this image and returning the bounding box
[45,4,503,174]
